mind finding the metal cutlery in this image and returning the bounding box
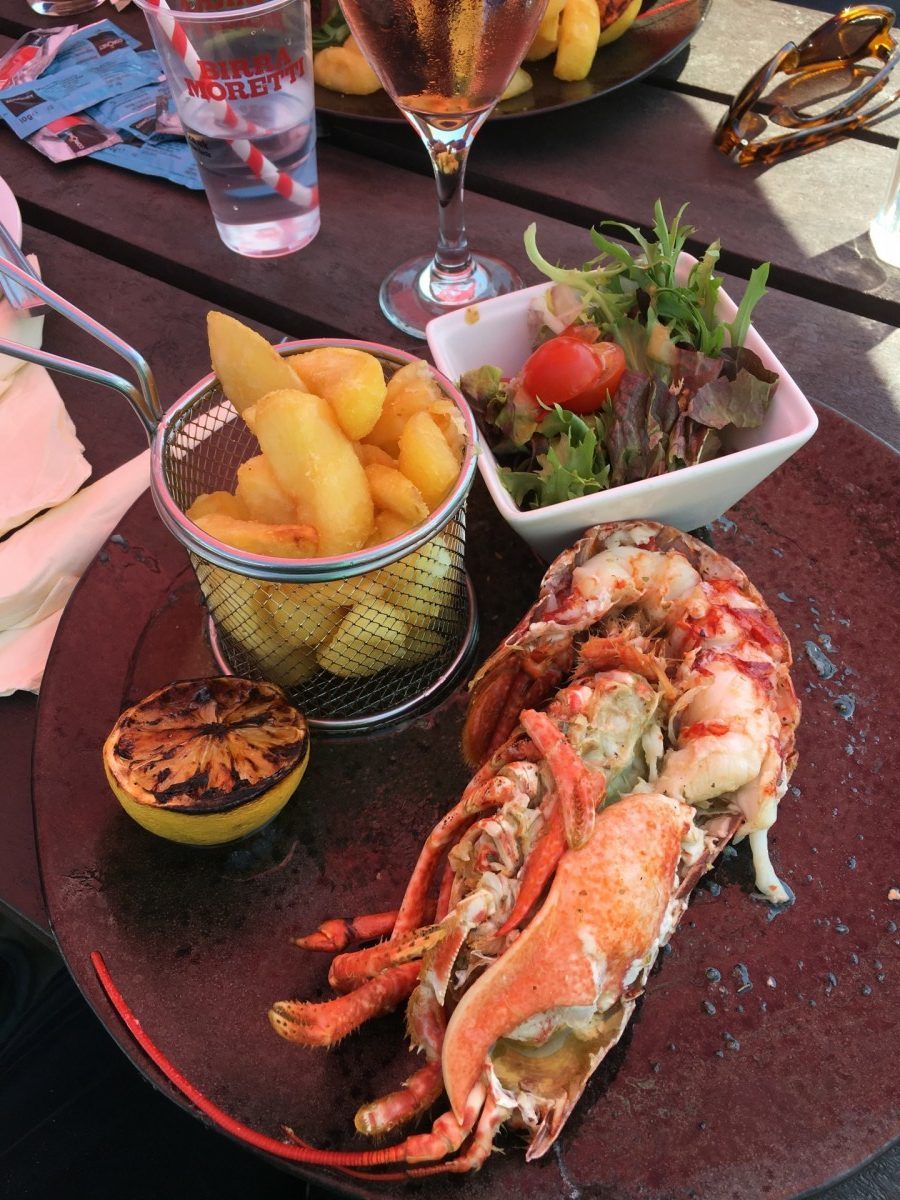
[0,220,47,314]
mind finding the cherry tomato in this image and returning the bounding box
[521,336,626,416]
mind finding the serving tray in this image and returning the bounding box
[33,405,899,1200]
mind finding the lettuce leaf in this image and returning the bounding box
[460,366,540,450]
[606,371,651,486]
[500,405,610,508]
[728,263,769,349]
[688,347,778,429]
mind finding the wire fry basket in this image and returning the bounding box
[0,256,479,731]
[151,340,480,731]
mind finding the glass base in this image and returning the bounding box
[869,211,900,268]
[214,207,320,259]
[379,253,523,339]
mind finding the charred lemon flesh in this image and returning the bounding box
[103,676,309,845]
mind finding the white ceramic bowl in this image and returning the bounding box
[426,257,818,560]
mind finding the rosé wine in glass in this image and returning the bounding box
[339,0,548,337]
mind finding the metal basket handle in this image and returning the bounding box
[0,253,160,438]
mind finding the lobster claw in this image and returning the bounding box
[441,792,692,1153]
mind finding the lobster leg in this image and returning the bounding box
[435,863,455,921]
[402,1081,487,1163]
[333,886,496,997]
[391,772,517,937]
[292,911,398,953]
[354,983,447,1136]
[495,800,566,938]
[421,888,497,1005]
[357,1061,444,1138]
[269,961,420,1048]
[293,1081,488,1174]
[328,925,446,992]
[520,708,605,850]
[407,1091,511,1177]
[462,653,573,770]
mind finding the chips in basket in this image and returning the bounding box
[186,315,470,692]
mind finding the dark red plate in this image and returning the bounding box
[315,0,711,124]
[33,405,899,1200]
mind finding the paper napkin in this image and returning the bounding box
[0,610,64,697]
[0,448,151,696]
[0,362,92,536]
[0,242,154,696]
[0,254,92,536]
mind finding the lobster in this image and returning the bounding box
[265,520,800,1177]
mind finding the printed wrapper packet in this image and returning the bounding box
[0,18,197,190]
[93,140,204,190]
[43,20,142,76]
[0,26,76,91]
[153,91,183,140]
[87,85,160,143]
[0,54,161,138]
[27,113,121,163]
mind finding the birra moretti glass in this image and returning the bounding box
[136,0,320,258]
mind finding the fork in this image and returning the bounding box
[0,220,46,314]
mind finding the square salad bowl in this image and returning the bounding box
[426,258,818,561]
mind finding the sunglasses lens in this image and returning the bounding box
[734,110,767,141]
[797,14,885,67]
[766,62,880,123]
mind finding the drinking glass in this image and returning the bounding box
[869,137,900,267]
[135,0,320,258]
[339,0,548,337]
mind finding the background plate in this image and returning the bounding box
[315,0,711,123]
[33,406,899,1200]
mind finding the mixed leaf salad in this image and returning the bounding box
[461,202,779,510]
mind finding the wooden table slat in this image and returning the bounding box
[321,84,900,325]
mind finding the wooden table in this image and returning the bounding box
[0,0,896,1196]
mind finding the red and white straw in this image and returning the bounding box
[143,0,314,209]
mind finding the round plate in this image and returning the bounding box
[33,408,899,1200]
[0,174,22,246]
[315,0,711,124]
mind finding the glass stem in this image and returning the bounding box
[407,112,488,300]
[430,137,471,279]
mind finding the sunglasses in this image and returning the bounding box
[714,4,900,166]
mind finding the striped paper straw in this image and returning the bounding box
[143,0,314,209]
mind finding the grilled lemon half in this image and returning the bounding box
[102,676,309,846]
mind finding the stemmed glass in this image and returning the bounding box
[338,0,548,337]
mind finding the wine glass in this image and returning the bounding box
[338,0,548,337]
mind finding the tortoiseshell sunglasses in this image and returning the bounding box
[714,4,900,166]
